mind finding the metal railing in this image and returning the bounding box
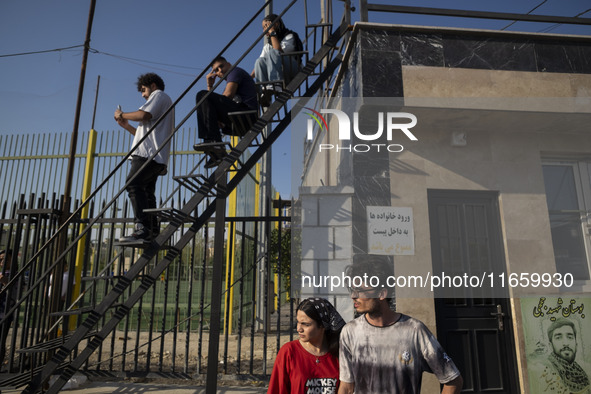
[0,193,293,378]
[358,1,591,27]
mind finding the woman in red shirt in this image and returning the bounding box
[268,298,345,394]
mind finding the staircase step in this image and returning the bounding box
[82,274,153,283]
[144,207,194,223]
[49,300,126,320]
[172,174,222,196]
[49,306,95,317]
[113,238,152,248]
[193,141,229,154]
[81,275,123,282]
[16,331,97,354]
[0,363,68,390]
[172,174,210,194]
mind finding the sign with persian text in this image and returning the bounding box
[367,207,414,255]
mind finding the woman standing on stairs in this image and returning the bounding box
[268,298,345,394]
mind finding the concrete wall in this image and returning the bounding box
[299,185,355,320]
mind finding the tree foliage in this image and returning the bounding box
[270,227,291,293]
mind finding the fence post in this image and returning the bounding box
[71,128,97,329]
[273,191,280,310]
[254,163,261,328]
[224,136,239,335]
[206,175,228,394]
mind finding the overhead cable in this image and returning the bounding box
[501,0,548,30]
[0,44,84,58]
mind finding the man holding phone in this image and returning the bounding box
[114,73,174,243]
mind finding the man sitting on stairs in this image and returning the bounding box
[252,14,302,106]
[195,56,257,168]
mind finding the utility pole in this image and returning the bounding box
[50,0,97,332]
[63,0,97,213]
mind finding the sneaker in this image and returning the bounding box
[259,89,273,107]
[198,139,224,147]
[204,149,227,169]
[118,224,151,243]
[194,141,226,153]
[264,83,283,93]
[204,156,223,169]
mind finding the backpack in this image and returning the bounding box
[284,30,304,64]
[286,30,304,64]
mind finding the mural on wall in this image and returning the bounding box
[521,297,590,394]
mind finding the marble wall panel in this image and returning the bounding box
[401,32,444,67]
[443,35,537,72]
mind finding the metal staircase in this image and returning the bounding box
[10,12,349,394]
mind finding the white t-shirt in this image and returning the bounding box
[259,33,297,57]
[131,89,174,165]
[339,313,461,393]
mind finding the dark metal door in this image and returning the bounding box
[428,190,520,393]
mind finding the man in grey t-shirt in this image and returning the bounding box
[338,255,463,394]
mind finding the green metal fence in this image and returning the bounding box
[0,128,208,210]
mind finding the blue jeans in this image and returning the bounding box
[254,48,300,84]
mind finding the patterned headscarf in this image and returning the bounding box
[298,298,346,332]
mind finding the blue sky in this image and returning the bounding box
[1,0,590,198]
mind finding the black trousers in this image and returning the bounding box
[126,156,166,232]
[196,90,251,142]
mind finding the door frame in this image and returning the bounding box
[427,189,520,393]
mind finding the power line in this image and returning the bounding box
[538,8,591,33]
[94,52,200,77]
[501,0,548,30]
[0,44,84,58]
[89,48,203,71]
[0,43,204,77]
[87,48,200,77]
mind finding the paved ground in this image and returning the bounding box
[67,381,267,393]
[3,381,268,393]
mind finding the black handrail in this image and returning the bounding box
[0,0,299,327]
[359,2,591,26]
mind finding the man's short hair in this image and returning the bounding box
[136,73,165,92]
[211,56,227,65]
[346,254,394,298]
[547,318,576,342]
